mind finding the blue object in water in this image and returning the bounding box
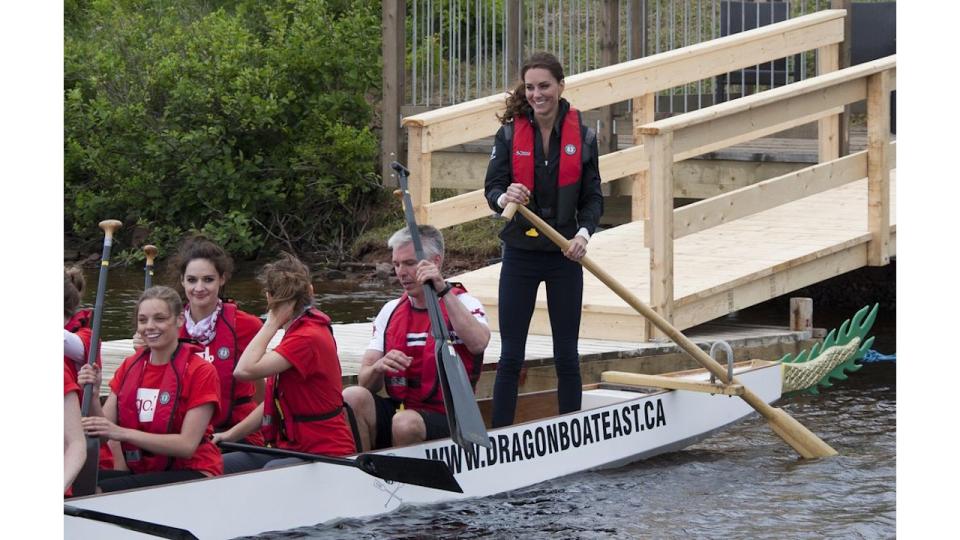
[862,349,896,363]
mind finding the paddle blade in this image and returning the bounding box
[65,505,199,540]
[71,436,101,497]
[356,453,463,493]
[436,341,491,450]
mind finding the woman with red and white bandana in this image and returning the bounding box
[134,236,266,446]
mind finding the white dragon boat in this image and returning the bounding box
[65,359,785,539]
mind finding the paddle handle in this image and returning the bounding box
[501,202,520,220]
[143,244,158,289]
[513,205,837,458]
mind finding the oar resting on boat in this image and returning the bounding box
[218,441,463,493]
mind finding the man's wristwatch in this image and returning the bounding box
[437,281,453,298]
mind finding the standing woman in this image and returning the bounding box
[167,236,266,445]
[214,253,355,471]
[484,52,604,427]
[78,286,222,492]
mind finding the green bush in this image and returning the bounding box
[65,0,383,261]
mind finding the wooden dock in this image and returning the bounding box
[96,321,815,398]
[455,173,895,341]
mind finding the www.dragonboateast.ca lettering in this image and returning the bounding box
[425,398,667,474]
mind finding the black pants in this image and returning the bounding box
[97,469,206,493]
[491,246,583,427]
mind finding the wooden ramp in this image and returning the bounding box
[453,174,896,341]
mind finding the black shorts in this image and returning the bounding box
[372,394,450,449]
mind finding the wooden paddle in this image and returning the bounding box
[504,203,837,459]
[218,441,463,493]
[143,244,158,289]
[64,505,199,540]
[390,161,491,453]
[72,219,123,496]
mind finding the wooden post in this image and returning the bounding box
[790,297,813,332]
[816,42,840,163]
[866,70,891,266]
[599,1,620,155]
[630,0,647,60]
[644,132,674,340]
[406,125,432,224]
[381,0,406,186]
[832,0,851,156]
[506,0,522,83]
[634,93,655,228]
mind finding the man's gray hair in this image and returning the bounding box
[388,225,445,261]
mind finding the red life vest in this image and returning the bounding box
[383,286,482,414]
[180,301,257,430]
[261,308,348,450]
[511,107,583,191]
[116,342,205,473]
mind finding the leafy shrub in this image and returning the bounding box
[65,0,383,262]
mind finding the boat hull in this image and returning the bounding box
[65,361,781,539]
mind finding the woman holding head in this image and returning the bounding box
[484,52,604,427]
[78,286,222,492]
[161,235,266,445]
[214,253,355,472]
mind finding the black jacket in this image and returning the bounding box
[484,99,604,251]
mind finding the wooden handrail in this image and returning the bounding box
[640,56,897,136]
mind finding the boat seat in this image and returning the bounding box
[581,388,653,409]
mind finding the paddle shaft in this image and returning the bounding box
[513,205,836,459]
[391,161,490,450]
[143,244,158,289]
[73,219,122,497]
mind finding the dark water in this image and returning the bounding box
[79,266,398,341]
[250,362,894,540]
[82,266,896,539]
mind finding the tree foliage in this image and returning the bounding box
[65,0,384,261]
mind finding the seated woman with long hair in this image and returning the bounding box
[78,286,222,492]
[214,253,356,472]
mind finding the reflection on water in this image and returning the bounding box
[273,363,896,540]
[80,265,397,341]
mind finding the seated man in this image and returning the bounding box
[343,225,490,450]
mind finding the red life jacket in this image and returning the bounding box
[180,301,256,430]
[261,308,348,450]
[383,286,482,414]
[511,106,583,191]
[116,342,204,473]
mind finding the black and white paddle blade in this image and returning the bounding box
[355,453,463,494]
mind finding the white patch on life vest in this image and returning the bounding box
[136,388,160,423]
[217,346,230,360]
[406,332,428,347]
[564,143,577,155]
[200,346,214,363]
[490,145,497,160]
[515,150,531,157]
